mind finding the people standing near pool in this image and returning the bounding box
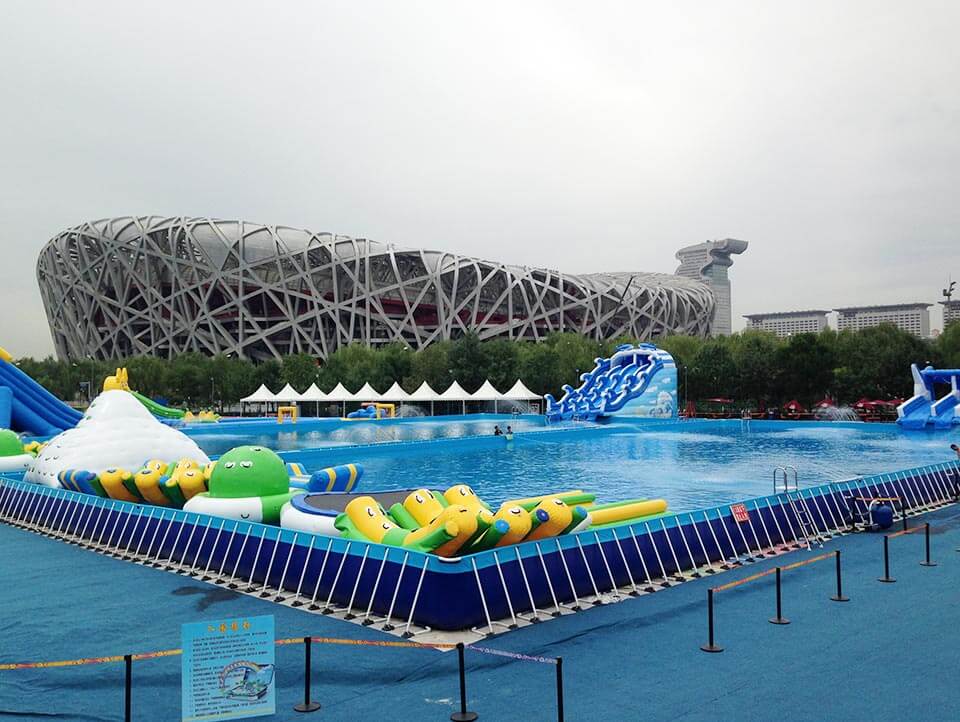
[505,425,514,441]
[952,443,960,459]
[493,425,502,436]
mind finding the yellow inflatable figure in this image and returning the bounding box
[402,489,445,527]
[526,497,573,541]
[336,496,457,554]
[428,505,479,557]
[99,468,139,503]
[202,461,217,482]
[493,505,533,547]
[466,504,532,552]
[134,459,170,505]
[103,367,130,392]
[444,485,491,516]
[177,469,207,500]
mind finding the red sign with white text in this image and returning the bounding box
[731,503,750,523]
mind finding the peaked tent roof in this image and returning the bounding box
[470,380,503,401]
[299,383,327,401]
[379,382,410,401]
[241,384,277,402]
[407,381,440,401]
[274,383,303,402]
[502,379,541,400]
[438,380,471,401]
[353,382,382,401]
[324,382,355,402]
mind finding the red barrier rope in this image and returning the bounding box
[0,635,559,671]
[712,551,833,593]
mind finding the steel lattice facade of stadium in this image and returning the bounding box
[37,216,717,361]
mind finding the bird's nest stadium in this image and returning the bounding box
[37,216,717,360]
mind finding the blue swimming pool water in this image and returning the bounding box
[183,414,553,456]
[184,417,960,512]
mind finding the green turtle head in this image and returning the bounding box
[208,445,288,498]
[0,429,22,457]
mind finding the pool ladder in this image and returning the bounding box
[774,466,825,550]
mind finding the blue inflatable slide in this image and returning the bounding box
[545,343,677,422]
[0,348,82,436]
[897,364,960,430]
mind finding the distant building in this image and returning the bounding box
[942,300,960,328]
[675,239,748,336]
[743,310,830,338]
[834,303,931,338]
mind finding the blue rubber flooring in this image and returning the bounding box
[2,505,960,721]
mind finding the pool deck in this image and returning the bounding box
[2,504,960,721]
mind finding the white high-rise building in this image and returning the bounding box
[675,239,748,336]
[744,310,830,337]
[942,300,960,328]
[834,304,931,338]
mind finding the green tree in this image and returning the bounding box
[372,343,415,390]
[936,321,960,368]
[482,338,520,391]
[125,356,169,398]
[517,342,562,397]
[281,353,319,390]
[256,359,282,392]
[728,331,780,403]
[318,344,378,392]
[773,333,836,404]
[448,333,489,392]
[688,340,737,401]
[403,341,452,391]
[658,335,705,405]
[165,352,212,405]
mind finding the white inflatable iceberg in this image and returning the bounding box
[24,390,210,487]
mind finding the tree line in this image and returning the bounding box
[14,322,960,410]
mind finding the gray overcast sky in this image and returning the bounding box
[2,1,958,358]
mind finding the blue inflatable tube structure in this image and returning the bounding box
[0,350,83,435]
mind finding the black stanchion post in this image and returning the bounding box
[293,637,321,713]
[878,535,896,583]
[769,567,790,625]
[700,588,723,653]
[124,654,132,722]
[902,509,908,532]
[920,522,937,567]
[830,549,849,602]
[556,656,564,722]
[451,642,478,722]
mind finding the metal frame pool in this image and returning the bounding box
[2,459,957,635]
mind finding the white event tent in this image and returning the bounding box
[408,381,441,415]
[240,383,277,414]
[379,382,410,401]
[471,380,504,412]
[274,383,303,403]
[324,382,355,416]
[238,377,541,418]
[299,383,327,416]
[438,380,471,415]
[352,382,382,401]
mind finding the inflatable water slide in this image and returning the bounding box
[103,368,217,422]
[545,343,677,422]
[0,347,82,436]
[897,364,960,430]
